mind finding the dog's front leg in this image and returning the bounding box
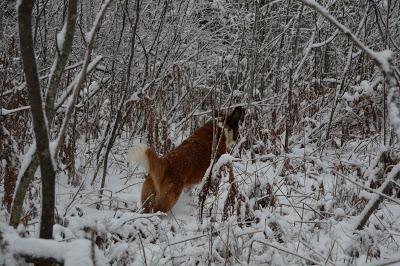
[141,176,157,213]
[152,182,183,213]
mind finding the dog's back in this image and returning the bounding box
[163,121,227,186]
[129,106,244,213]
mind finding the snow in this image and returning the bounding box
[15,0,22,11]
[366,255,400,266]
[1,223,106,266]
[80,81,100,98]
[334,208,345,218]
[372,50,393,73]
[214,153,235,167]
[4,140,400,264]
[128,91,142,103]
[13,142,37,199]
[55,56,102,111]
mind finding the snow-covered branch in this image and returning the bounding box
[44,0,78,124]
[52,0,112,155]
[1,106,30,116]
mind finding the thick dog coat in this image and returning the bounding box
[128,106,244,213]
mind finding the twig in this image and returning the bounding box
[333,170,400,206]
[251,240,323,265]
[137,232,148,266]
[299,239,336,266]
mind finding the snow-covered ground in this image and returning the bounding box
[3,133,399,265]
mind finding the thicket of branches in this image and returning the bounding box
[1,0,400,264]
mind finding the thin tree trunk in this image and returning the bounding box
[9,0,79,228]
[18,0,56,239]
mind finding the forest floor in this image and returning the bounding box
[3,133,395,265]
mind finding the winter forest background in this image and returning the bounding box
[1,0,400,265]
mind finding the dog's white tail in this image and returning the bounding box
[128,144,150,172]
[128,144,166,184]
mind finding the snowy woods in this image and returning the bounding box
[1,0,400,265]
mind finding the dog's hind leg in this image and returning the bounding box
[141,176,157,213]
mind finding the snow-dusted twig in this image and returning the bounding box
[62,176,88,217]
[293,0,339,81]
[1,106,30,116]
[2,61,87,97]
[310,29,339,49]
[333,170,400,206]
[249,240,323,265]
[299,239,336,266]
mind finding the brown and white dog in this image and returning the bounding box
[128,106,244,213]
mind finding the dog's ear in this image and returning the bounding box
[226,106,245,129]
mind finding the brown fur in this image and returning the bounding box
[134,107,244,213]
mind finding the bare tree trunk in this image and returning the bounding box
[17,0,56,239]
[10,0,108,228]
[9,158,39,227]
[9,0,79,228]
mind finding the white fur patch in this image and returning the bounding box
[217,120,235,147]
[128,144,149,172]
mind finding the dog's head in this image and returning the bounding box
[217,106,245,146]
